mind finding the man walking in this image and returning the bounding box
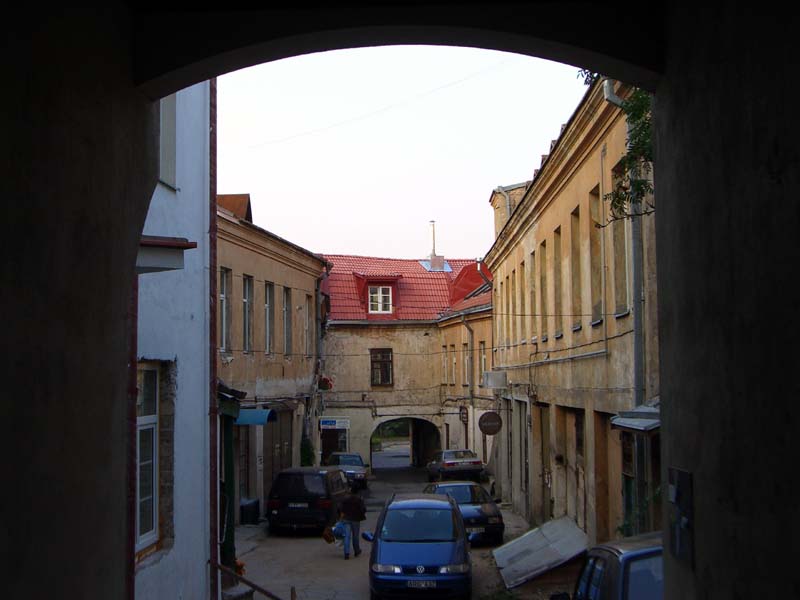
[339,485,367,559]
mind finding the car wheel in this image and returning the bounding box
[370,591,382,600]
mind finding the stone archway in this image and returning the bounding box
[370,416,442,469]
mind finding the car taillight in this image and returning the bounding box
[267,499,280,509]
[317,498,332,509]
[471,460,482,465]
[444,462,456,467]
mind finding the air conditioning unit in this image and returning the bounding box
[482,371,507,389]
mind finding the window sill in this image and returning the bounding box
[615,309,631,319]
[540,335,548,342]
[554,331,564,340]
[572,323,582,333]
[590,318,604,328]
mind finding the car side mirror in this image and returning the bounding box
[550,594,571,600]
[362,531,374,542]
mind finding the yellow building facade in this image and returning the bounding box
[216,194,328,522]
[484,80,659,544]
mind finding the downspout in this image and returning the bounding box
[603,78,644,407]
[604,77,648,533]
[462,314,475,452]
[495,186,513,226]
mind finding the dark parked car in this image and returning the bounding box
[426,449,485,482]
[422,481,504,545]
[266,467,350,534]
[551,531,663,600]
[362,493,472,600]
[325,451,370,489]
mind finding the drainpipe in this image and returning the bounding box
[462,315,475,451]
[603,78,644,407]
[494,186,513,228]
[604,77,648,533]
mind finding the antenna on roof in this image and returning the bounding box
[430,220,436,256]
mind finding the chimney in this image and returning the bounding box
[429,221,445,271]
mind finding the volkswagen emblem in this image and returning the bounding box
[416,565,425,574]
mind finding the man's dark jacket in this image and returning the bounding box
[340,493,366,521]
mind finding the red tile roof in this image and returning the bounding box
[323,255,476,321]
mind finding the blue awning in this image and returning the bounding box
[234,408,278,426]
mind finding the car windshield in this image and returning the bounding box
[443,450,477,460]
[336,455,363,466]
[274,473,326,496]
[436,484,491,504]
[380,508,456,542]
[624,553,663,599]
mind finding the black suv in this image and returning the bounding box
[266,466,350,534]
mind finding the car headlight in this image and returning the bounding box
[488,517,502,524]
[371,564,402,574]
[439,563,470,574]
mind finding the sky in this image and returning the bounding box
[217,45,589,261]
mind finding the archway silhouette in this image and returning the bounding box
[370,416,442,470]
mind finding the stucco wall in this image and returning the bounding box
[135,82,211,600]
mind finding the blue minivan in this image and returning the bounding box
[362,493,472,600]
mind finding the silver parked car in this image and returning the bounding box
[325,451,370,489]
[426,449,485,482]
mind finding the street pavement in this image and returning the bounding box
[234,460,533,600]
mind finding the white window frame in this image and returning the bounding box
[264,282,274,354]
[219,268,231,352]
[462,342,470,386]
[283,287,292,356]
[305,294,313,357]
[136,364,159,551]
[479,341,487,386]
[441,345,448,384]
[368,286,392,314]
[243,275,253,353]
[450,344,456,385]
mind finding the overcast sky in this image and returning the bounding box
[217,45,589,260]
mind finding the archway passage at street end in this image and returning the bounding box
[370,418,441,470]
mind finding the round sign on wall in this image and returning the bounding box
[478,411,502,435]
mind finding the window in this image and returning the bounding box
[242,275,253,352]
[283,287,292,356]
[571,207,583,331]
[368,286,392,313]
[540,242,548,340]
[305,294,313,356]
[462,343,470,386]
[575,410,585,465]
[625,554,663,598]
[589,186,603,324]
[479,341,486,386]
[135,361,175,557]
[519,261,526,341]
[136,366,158,549]
[511,269,517,344]
[450,345,456,385]
[612,164,629,315]
[370,348,393,385]
[529,251,537,340]
[264,282,274,353]
[554,227,563,338]
[441,345,448,384]
[159,94,176,188]
[219,268,232,352]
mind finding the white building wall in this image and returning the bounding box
[135,82,212,600]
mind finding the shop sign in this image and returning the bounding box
[478,411,503,435]
[320,418,350,430]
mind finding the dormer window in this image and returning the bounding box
[368,286,392,314]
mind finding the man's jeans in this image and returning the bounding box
[342,520,361,556]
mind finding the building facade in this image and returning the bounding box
[318,253,497,470]
[484,79,659,545]
[134,82,213,599]
[216,194,328,523]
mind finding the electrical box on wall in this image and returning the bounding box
[483,371,507,389]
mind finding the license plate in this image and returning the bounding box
[407,581,436,589]
[467,527,485,533]
[287,502,307,508]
